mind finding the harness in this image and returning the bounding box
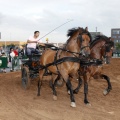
[100,42,112,59]
[39,34,102,72]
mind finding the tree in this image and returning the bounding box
[6,44,15,48]
[21,44,26,47]
[116,43,120,50]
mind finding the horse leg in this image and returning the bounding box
[73,76,83,94]
[66,78,76,107]
[60,71,76,107]
[37,69,44,96]
[66,77,82,95]
[83,73,90,105]
[100,74,112,95]
[67,72,83,94]
[51,74,58,101]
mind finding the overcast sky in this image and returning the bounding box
[0,0,120,43]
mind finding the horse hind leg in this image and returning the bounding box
[83,73,91,105]
[51,74,58,101]
[100,74,112,96]
[37,69,45,96]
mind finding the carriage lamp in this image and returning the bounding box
[46,38,49,43]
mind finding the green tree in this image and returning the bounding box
[116,43,120,50]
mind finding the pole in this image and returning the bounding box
[96,27,97,35]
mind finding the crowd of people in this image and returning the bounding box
[0,30,43,73]
[0,46,26,73]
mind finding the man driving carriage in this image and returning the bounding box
[26,31,44,59]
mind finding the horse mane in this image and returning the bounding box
[67,27,82,37]
[66,27,92,42]
[90,35,110,48]
[65,27,82,46]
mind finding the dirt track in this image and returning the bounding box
[0,58,120,120]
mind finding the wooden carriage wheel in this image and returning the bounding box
[21,66,31,89]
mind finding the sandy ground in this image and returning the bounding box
[0,58,120,120]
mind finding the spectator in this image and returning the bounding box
[14,47,20,70]
[8,48,15,72]
[14,47,19,57]
[1,53,7,73]
[21,46,26,57]
[0,46,5,56]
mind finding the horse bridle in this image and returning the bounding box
[77,34,90,55]
[100,42,113,60]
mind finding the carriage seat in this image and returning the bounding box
[31,50,42,56]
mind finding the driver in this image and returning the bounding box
[27,31,44,58]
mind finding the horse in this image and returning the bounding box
[37,27,91,107]
[73,35,114,105]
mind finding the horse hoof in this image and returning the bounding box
[37,94,40,96]
[53,95,57,101]
[103,89,108,96]
[86,103,91,106]
[68,90,70,95]
[71,102,76,108]
[73,90,79,94]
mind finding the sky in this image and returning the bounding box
[0,0,120,43]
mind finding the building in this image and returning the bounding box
[90,32,103,41]
[0,41,27,46]
[111,28,120,57]
[0,41,27,54]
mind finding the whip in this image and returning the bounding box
[37,19,74,41]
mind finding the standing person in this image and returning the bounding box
[14,47,19,57]
[14,47,20,70]
[0,46,5,56]
[8,48,15,72]
[26,31,44,59]
[1,53,7,73]
[21,46,26,58]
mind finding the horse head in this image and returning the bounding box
[90,35,114,64]
[101,38,114,64]
[66,27,91,57]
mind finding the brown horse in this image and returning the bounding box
[77,35,114,105]
[38,27,91,107]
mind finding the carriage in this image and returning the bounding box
[21,44,60,89]
[21,27,114,107]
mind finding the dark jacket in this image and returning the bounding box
[20,49,26,56]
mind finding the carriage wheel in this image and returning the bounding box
[21,66,31,89]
